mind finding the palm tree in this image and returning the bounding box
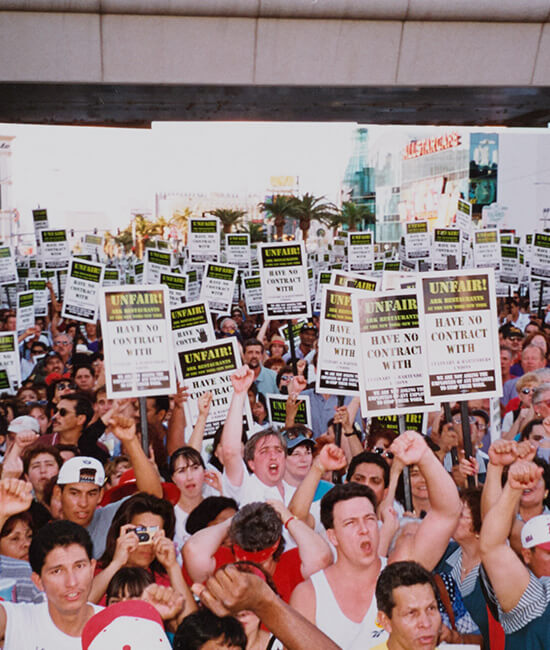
[258,195,300,241]
[294,193,337,243]
[321,212,345,237]
[208,208,246,234]
[340,201,376,232]
[239,222,267,243]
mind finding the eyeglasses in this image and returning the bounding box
[54,407,75,417]
[374,447,394,459]
[452,416,477,425]
[521,388,533,395]
[535,399,550,409]
[56,382,75,391]
[25,400,48,407]
[54,340,72,347]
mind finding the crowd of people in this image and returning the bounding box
[0,293,550,649]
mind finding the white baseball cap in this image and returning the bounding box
[57,456,105,487]
[521,514,550,551]
[7,415,40,434]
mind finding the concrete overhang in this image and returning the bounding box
[1,1,550,126]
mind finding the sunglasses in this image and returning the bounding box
[25,400,48,407]
[521,388,533,395]
[280,375,293,382]
[54,407,75,417]
[54,341,72,346]
[374,447,394,459]
[284,428,313,440]
[56,382,75,391]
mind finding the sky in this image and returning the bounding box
[0,121,357,237]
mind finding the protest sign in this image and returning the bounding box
[314,270,333,311]
[416,269,501,401]
[171,300,215,358]
[243,274,263,314]
[0,246,17,285]
[316,286,361,396]
[258,242,311,319]
[0,369,12,393]
[266,393,311,429]
[100,285,176,398]
[32,209,49,241]
[330,270,378,292]
[27,279,48,317]
[40,230,70,269]
[134,262,144,285]
[160,271,187,307]
[278,320,307,350]
[473,229,500,270]
[144,249,172,284]
[200,262,238,315]
[16,291,35,333]
[186,268,201,302]
[178,338,253,439]
[500,244,519,285]
[433,229,461,270]
[0,332,21,391]
[188,218,220,264]
[404,221,430,260]
[530,232,550,281]
[103,268,120,286]
[82,233,103,257]
[225,234,250,270]
[381,271,416,291]
[370,412,427,436]
[348,232,374,271]
[62,259,104,323]
[352,289,433,416]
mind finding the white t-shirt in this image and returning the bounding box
[173,484,220,565]
[223,460,297,548]
[2,600,103,650]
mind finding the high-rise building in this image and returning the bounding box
[0,136,15,242]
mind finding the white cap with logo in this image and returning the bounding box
[521,513,550,551]
[56,456,105,487]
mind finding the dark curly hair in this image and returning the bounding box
[229,502,285,562]
[321,482,377,530]
[99,493,175,575]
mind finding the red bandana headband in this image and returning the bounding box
[232,538,281,564]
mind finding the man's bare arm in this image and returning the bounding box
[195,566,338,650]
[480,460,541,613]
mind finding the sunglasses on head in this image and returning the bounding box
[285,428,313,440]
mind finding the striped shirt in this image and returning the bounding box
[0,554,44,604]
[445,545,480,597]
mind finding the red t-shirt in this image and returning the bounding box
[182,546,304,603]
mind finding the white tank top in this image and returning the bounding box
[310,562,388,650]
